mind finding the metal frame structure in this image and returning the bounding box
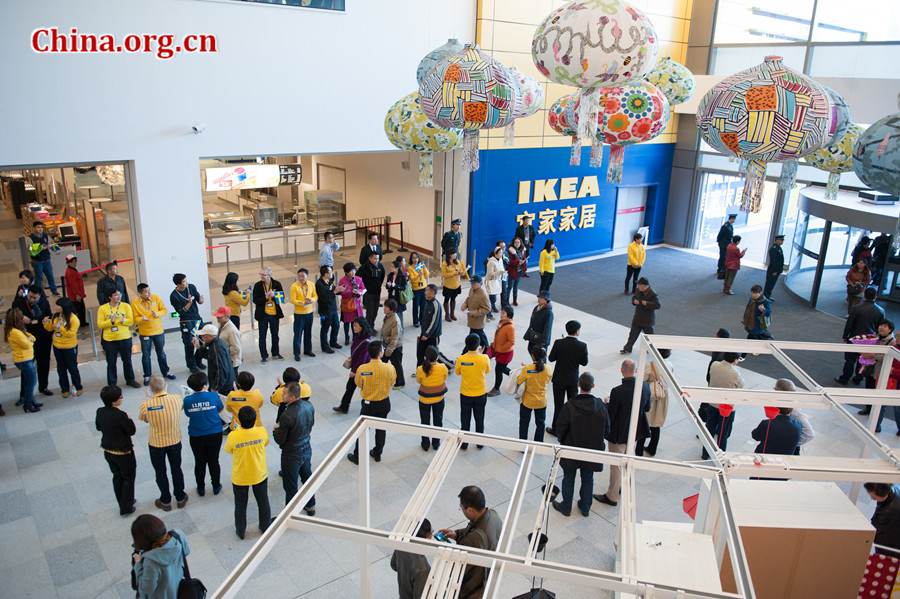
[213,334,900,599]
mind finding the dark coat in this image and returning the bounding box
[97,274,129,304]
[751,414,800,455]
[252,279,285,321]
[454,508,502,599]
[631,287,660,328]
[359,243,383,266]
[13,294,52,339]
[420,297,442,339]
[273,399,314,457]
[391,550,430,599]
[359,261,386,297]
[525,305,554,347]
[194,338,235,396]
[95,406,136,452]
[557,393,609,471]
[606,377,650,445]
[514,223,536,249]
[716,222,733,247]
[767,244,784,276]
[548,336,588,385]
[872,488,900,557]
[316,277,337,315]
[441,230,461,257]
[843,299,885,339]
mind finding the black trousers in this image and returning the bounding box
[625,265,642,292]
[539,272,554,294]
[701,412,735,459]
[763,272,779,298]
[102,338,136,386]
[460,394,486,438]
[416,336,438,366]
[419,400,445,446]
[839,349,862,383]
[551,379,578,430]
[34,334,51,391]
[339,376,357,411]
[234,479,271,536]
[363,292,380,328]
[470,328,488,350]
[493,362,511,391]
[257,315,281,359]
[646,426,661,454]
[352,398,391,457]
[103,451,136,514]
[149,443,185,504]
[624,324,653,352]
[717,243,728,274]
[384,349,405,387]
[189,432,222,489]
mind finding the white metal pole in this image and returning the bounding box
[358,420,372,599]
[625,334,648,456]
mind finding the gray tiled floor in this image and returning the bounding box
[0,253,897,598]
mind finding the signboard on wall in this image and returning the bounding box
[205,164,302,191]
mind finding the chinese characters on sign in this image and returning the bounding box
[517,204,597,235]
[516,174,601,235]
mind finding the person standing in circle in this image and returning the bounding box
[416,345,448,451]
[408,252,430,328]
[43,297,82,397]
[4,308,40,412]
[455,334,490,450]
[222,272,250,329]
[252,268,285,363]
[170,273,205,372]
[95,385,136,515]
[441,251,467,322]
[97,289,140,388]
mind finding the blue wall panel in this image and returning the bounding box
[467,143,675,270]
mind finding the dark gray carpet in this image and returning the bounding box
[520,246,848,388]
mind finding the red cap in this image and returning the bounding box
[213,306,231,318]
[764,406,780,419]
[718,404,734,417]
[65,254,77,262]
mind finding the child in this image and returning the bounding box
[226,371,263,430]
[224,406,271,540]
[270,366,302,420]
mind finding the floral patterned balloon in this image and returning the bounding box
[384,91,462,186]
[416,39,465,85]
[548,95,578,137]
[532,0,659,89]
[805,123,864,200]
[644,56,695,106]
[510,68,545,120]
[596,81,670,181]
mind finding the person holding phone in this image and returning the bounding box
[97,289,139,388]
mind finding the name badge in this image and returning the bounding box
[360,372,373,377]
[461,361,474,366]
[110,326,119,332]
[266,301,274,309]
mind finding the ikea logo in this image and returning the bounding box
[518,176,601,204]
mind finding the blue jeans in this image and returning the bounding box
[16,359,37,409]
[31,260,57,294]
[319,310,339,350]
[559,465,594,514]
[500,280,510,308]
[140,333,170,378]
[53,346,82,393]
[519,404,546,442]
[292,313,313,357]
[411,289,426,326]
[508,278,520,303]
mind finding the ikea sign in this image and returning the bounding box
[517,176,601,204]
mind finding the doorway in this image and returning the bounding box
[613,186,650,250]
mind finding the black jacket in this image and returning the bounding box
[751,414,801,455]
[548,336,588,385]
[557,393,609,471]
[872,488,900,557]
[767,244,784,276]
[170,284,201,322]
[420,297,442,339]
[843,299,884,339]
[194,338,235,396]
[716,222,733,247]
[631,287,660,328]
[525,305,553,347]
[514,224,536,249]
[606,377,650,445]
[97,274,129,305]
[359,243,383,266]
[252,279,285,321]
[95,406,136,452]
[13,294,52,339]
[273,399,314,454]
[441,230,461,257]
[359,262,385,297]
[316,277,337,315]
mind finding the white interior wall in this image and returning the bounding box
[0,0,476,320]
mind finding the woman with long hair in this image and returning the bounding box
[507,238,525,306]
[516,346,552,442]
[333,317,373,414]
[407,251,430,327]
[538,239,560,294]
[131,514,191,599]
[644,348,671,456]
[4,308,39,413]
[485,246,504,314]
[338,263,366,346]
[441,250,467,322]
[845,258,872,312]
[385,256,409,327]
[222,272,250,328]
[415,345,449,451]
[43,297,82,398]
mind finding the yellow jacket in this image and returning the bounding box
[408,264,430,291]
[355,358,397,401]
[516,362,553,410]
[224,290,250,316]
[131,294,166,337]
[441,261,468,290]
[43,314,80,349]
[455,351,490,397]
[290,280,317,315]
[627,241,646,267]
[97,302,134,342]
[7,328,35,362]
[416,363,449,404]
[539,248,560,274]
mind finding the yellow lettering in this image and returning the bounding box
[535,179,558,202]
[518,180,531,204]
[516,210,535,225]
[559,206,578,232]
[579,204,597,229]
[559,177,578,200]
[577,176,600,199]
[538,209,557,234]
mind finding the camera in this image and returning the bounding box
[191,123,207,135]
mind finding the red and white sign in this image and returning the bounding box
[205,165,281,192]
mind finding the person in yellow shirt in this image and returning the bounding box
[515,347,553,442]
[270,366,312,420]
[455,334,491,450]
[441,251,468,322]
[226,371,264,430]
[97,289,140,388]
[4,307,39,413]
[347,340,396,464]
[132,283,176,386]
[538,239,560,295]
[222,272,251,329]
[408,251,430,328]
[224,406,271,540]
[42,297,82,397]
[625,232,646,295]
[139,376,188,510]
[416,345,449,451]
[290,267,318,361]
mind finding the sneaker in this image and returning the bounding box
[303,506,316,516]
[273,354,285,361]
[164,373,177,380]
[593,493,617,507]
[369,448,381,462]
[347,453,359,465]
[461,443,469,450]
[552,501,570,517]
[393,385,404,390]
[15,398,24,406]
[75,388,84,397]
[176,494,189,509]
[154,499,172,512]
[143,377,151,386]
[261,357,269,363]
[486,389,500,397]
[213,484,223,495]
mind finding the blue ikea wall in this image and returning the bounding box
[467,143,675,270]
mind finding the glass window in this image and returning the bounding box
[711,45,807,75]
[714,0,815,44]
[808,44,900,78]
[231,0,345,9]
[811,0,900,42]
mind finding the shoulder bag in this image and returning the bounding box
[177,541,207,599]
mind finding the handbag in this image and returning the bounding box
[501,368,524,401]
[342,356,352,369]
[399,282,413,305]
[177,549,207,599]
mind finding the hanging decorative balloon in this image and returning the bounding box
[419,44,519,172]
[548,94,583,164]
[853,113,900,196]
[823,86,852,147]
[96,165,125,186]
[804,123,864,200]
[532,0,659,165]
[504,67,545,146]
[644,56,695,106]
[416,38,465,85]
[561,92,606,166]
[384,91,463,187]
[696,55,837,213]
